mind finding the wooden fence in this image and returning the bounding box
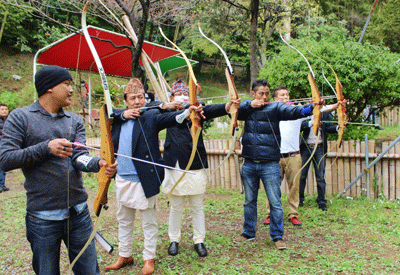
[86,138,400,200]
[380,107,400,127]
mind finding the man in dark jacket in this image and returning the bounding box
[233,79,317,250]
[0,65,117,275]
[299,108,340,211]
[161,79,239,258]
[105,78,203,275]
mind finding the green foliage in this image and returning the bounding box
[259,17,400,122]
[327,125,379,141]
[0,91,20,110]
[367,0,400,52]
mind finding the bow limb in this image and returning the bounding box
[308,50,347,147]
[159,27,202,200]
[198,24,241,178]
[68,3,115,273]
[198,24,239,136]
[279,31,322,135]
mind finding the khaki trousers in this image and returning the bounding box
[266,154,302,219]
[116,202,158,260]
[168,194,206,244]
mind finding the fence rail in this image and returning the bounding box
[86,138,400,200]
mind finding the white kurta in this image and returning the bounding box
[161,163,208,196]
[115,175,156,210]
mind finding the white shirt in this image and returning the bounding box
[279,118,305,153]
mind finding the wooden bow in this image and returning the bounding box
[309,49,347,148]
[159,27,202,200]
[198,24,241,176]
[279,31,322,182]
[279,32,321,135]
[68,2,115,273]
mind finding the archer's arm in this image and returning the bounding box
[0,110,51,172]
[71,115,102,172]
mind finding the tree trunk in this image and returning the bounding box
[249,0,259,86]
[283,0,291,41]
[0,10,9,45]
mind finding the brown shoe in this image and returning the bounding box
[105,255,134,271]
[139,259,155,275]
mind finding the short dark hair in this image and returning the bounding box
[0,103,8,108]
[272,85,288,98]
[251,79,270,92]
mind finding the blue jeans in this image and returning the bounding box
[26,207,100,275]
[0,169,6,188]
[241,160,284,241]
[299,144,327,207]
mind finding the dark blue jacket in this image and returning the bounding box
[300,112,338,154]
[111,108,183,198]
[238,100,313,161]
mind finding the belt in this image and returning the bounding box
[281,151,300,158]
[308,143,323,149]
[249,159,270,163]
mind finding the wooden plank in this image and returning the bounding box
[337,140,345,195]
[219,139,225,189]
[325,141,333,196]
[355,140,361,197]
[382,142,389,199]
[396,143,400,200]
[343,141,352,196]
[349,140,357,196]
[389,143,395,200]
[331,140,338,195]
[360,141,366,196]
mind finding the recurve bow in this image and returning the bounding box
[198,24,241,176]
[159,26,202,200]
[279,31,322,182]
[68,2,115,273]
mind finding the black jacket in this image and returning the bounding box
[300,112,338,154]
[111,108,183,198]
[163,103,228,170]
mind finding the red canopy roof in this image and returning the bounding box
[36,26,179,78]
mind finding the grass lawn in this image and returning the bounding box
[1,170,399,274]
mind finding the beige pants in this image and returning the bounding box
[168,194,205,244]
[267,154,302,219]
[116,202,158,260]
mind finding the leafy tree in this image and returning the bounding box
[367,0,400,52]
[259,17,400,122]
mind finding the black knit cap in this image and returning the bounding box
[35,65,73,97]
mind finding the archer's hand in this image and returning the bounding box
[338,121,348,130]
[226,99,241,112]
[123,109,142,120]
[48,138,73,158]
[312,99,325,109]
[163,102,184,110]
[98,160,118,178]
[251,99,265,109]
[188,105,205,119]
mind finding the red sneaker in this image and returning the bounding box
[289,217,302,226]
[263,216,270,225]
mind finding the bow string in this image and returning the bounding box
[159,26,202,201]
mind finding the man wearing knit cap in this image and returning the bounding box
[105,78,204,275]
[161,79,240,258]
[0,65,117,275]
